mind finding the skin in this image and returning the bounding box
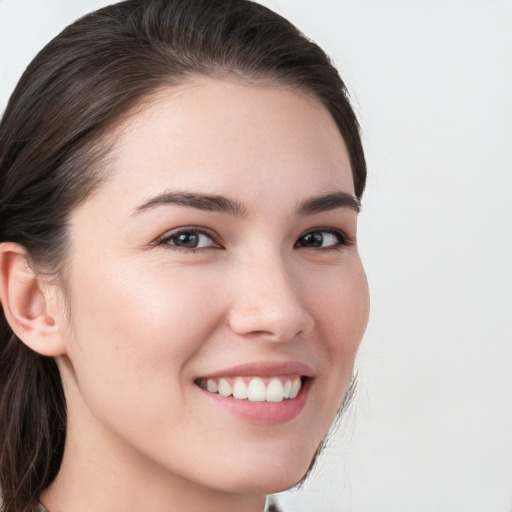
[37,78,370,512]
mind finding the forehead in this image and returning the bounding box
[89,77,354,213]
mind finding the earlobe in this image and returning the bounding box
[0,242,65,357]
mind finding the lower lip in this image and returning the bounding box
[198,378,312,425]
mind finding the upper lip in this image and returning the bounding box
[198,361,315,379]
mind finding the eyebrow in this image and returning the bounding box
[297,192,360,215]
[134,190,360,217]
[134,191,247,217]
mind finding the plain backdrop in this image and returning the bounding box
[1,1,511,511]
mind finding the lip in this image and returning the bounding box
[198,376,312,425]
[198,360,315,379]
[195,361,314,426]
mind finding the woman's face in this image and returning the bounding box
[56,78,369,497]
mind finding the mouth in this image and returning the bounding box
[195,375,306,403]
[193,362,314,425]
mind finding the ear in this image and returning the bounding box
[0,242,66,357]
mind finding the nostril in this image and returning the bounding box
[228,305,314,342]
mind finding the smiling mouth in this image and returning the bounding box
[195,376,305,403]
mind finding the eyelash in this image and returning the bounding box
[294,228,353,250]
[154,227,221,253]
[154,227,353,253]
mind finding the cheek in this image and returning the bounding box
[59,260,230,453]
[311,262,369,350]
[306,262,369,398]
[62,260,226,397]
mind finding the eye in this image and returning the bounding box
[295,229,349,249]
[157,228,220,251]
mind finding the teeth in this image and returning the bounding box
[233,378,248,399]
[283,379,292,399]
[247,377,267,401]
[266,378,284,402]
[206,379,218,393]
[218,378,232,397]
[289,377,301,399]
[202,376,303,402]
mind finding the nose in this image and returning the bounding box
[227,254,314,342]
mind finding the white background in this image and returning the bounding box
[1,1,511,511]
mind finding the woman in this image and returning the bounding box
[0,1,369,511]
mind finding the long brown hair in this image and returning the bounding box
[0,1,366,510]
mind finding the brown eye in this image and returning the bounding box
[160,229,219,250]
[172,232,201,248]
[295,230,346,249]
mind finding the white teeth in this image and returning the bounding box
[203,376,303,402]
[266,378,284,402]
[289,377,301,399]
[283,379,292,399]
[232,378,248,399]
[247,377,267,401]
[218,378,232,397]
[206,379,218,393]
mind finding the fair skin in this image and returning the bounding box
[0,78,369,512]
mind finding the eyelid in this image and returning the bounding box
[151,226,353,252]
[295,227,354,248]
[153,226,223,249]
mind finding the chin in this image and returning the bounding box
[227,471,307,496]
[217,447,315,495]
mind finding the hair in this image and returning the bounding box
[0,1,366,510]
